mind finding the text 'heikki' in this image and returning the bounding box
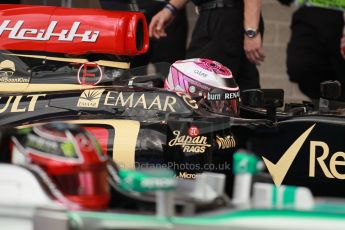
[0,20,99,42]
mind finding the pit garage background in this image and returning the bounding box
[20,0,308,102]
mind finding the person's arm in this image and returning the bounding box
[243,0,265,65]
[149,0,189,39]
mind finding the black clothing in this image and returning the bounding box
[197,0,237,10]
[131,1,188,68]
[192,0,234,6]
[99,0,139,11]
[187,2,264,90]
[1,0,20,3]
[100,0,188,68]
[191,0,210,6]
[276,0,294,6]
[287,6,345,100]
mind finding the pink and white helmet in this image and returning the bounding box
[164,58,240,116]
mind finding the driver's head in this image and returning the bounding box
[164,58,240,116]
[11,123,110,210]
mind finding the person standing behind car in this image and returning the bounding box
[278,0,345,100]
[150,0,265,91]
[341,29,345,59]
[99,0,188,70]
[340,18,345,59]
[131,1,188,69]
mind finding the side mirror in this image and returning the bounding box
[241,89,265,108]
[119,169,176,193]
[319,80,342,112]
[241,89,284,108]
[320,80,341,100]
[241,89,284,121]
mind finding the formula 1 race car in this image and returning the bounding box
[1,123,345,230]
[0,3,344,201]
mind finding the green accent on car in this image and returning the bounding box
[68,208,345,228]
[173,209,345,225]
[272,185,297,208]
[283,186,296,207]
[315,203,345,213]
[272,185,278,207]
[119,169,176,193]
[233,151,261,174]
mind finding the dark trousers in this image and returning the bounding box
[187,6,264,90]
[287,6,345,100]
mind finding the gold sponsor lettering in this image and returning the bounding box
[27,94,46,111]
[11,96,26,112]
[0,94,45,113]
[182,145,206,153]
[177,172,196,179]
[104,91,116,105]
[163,96,176,112]
[115,92,134,107]
[263,124,345,185]
[216,135,236,149]
[78,90,177,112]
[148,95,162,110]
[77,89,104,108]
[133,94,147,109]
[309,141,345,179]
[309,141,333,178]
[176,92,198,109]
[168,130,211,154]
[0,76,30,83]
[330,152,345,180]
[0,96,13,113]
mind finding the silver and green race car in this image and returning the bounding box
[1,146,345,230]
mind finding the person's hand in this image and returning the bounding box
[244,34,265,65]
[149,8,175,39]
[341,34,345,59]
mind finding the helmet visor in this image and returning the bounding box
[188,85,240,116]
[202,90,240,116]
[207,96,240,116]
